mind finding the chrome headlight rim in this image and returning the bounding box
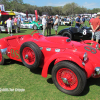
[83,52,88,62]
[96,44,99,50]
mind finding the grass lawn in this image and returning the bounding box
[0,22,100,100]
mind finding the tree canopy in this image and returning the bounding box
[0,0,100,16]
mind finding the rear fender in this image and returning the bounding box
[0,39,9,59]
[42,52,85,78]
[0,39,8,49]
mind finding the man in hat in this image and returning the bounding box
[75,15,82,28]
[54,15,59,35]
[42,15,47,35]
[91,12,100,42]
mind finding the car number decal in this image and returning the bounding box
[11,49,20,59]
[84,46,97,54]
[83,29,87,35]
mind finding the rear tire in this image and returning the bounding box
[52,61,86,96]
[62,31,72,39]
[0,51,5,65]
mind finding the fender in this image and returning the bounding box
[0,39,8,49]
[54,57,94,78]
[82,40,100,48]
[42,52,86,78]
[58,28,69,35]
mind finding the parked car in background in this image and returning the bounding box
[20,20,42,30]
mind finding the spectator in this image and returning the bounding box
[21,16,24,24]
[17,16,21,32]
[6,17,12,34]
[89,15,94,25]
[71,17,74,26]
[14,16,17,33]
[28,16,32,23]
[46,16,52,36]
[54,15,59,35]
[42,15,47,35]
[33,15,36,21]
[91,12,100,43]
[75,15,82,28]
[82,16,85,25]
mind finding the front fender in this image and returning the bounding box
[82,40,100,48]
[41,52,85,78]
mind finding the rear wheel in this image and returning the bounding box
[52,61,86,96]
[0,51,5,65]
[62,31,72,39]
[20,42,42,69]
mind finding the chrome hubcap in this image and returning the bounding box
[25,55,28,59]
[61,77,69,85]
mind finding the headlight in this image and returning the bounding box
[96,44,99,50]
[83,52,88,62]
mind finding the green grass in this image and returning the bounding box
[1,22,100,100]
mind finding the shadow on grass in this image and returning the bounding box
[30,67,42,75]
[19,29,27,33]
[80,78,100,96]
[47,77,100,96]
[4,59,24,66]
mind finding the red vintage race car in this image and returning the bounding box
[0,32,100,96]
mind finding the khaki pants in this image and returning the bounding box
[7,27,12,33]
[42,25,46,35]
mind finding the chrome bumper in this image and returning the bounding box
[0,48,9,59]
[95,67,100,75]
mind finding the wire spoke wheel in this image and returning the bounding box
[56,68,78,90]
[20,42,42,69]
[52,61,86,95]
[22,47,36,65]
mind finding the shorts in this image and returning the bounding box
[54,25,58,31]
[95,31,100,40]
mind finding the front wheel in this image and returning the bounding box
[33,25,38,30]
[52,61,86,96]
[0,51,5,65]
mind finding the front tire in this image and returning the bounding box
[0,51,5,65]
[20,42,42,69]
[52,61,86,96]
[33,25,38,30]
[62,31,72,39]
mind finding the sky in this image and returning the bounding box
[23,0,100,9]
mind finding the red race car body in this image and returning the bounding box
[0,33,100,95]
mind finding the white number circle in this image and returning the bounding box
[83,29,87,35]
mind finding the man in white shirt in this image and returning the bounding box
[33,16,36,21]
[54,15,59,35]
[42,15,47,35]
[6,17,12,34]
